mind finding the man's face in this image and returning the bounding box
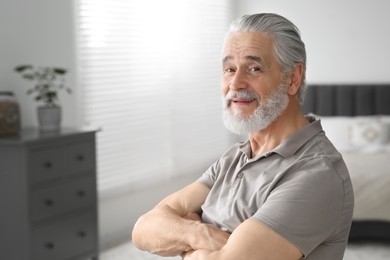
[221,31,289,135]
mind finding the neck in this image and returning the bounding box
[248,98,308,158]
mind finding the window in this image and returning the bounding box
[76,0,233,193]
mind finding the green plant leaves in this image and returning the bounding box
[14,64,33,72]
[53,68,67,74]
[14,65,70,106]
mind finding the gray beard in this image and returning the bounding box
[222,83,289,135]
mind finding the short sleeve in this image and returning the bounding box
[252,157,345,257]
[197,159,221,189]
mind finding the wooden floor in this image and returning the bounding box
[100,240,390,260]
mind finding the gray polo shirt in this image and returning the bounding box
[198,117,354,259]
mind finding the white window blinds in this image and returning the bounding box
[76,0,232,192]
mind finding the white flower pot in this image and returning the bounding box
[38,106,62,132]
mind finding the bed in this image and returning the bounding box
[302,84,390,242]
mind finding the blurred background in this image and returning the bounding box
[1,0,390,256]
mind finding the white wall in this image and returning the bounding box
[0,0,81,128]
[233,0,390,84]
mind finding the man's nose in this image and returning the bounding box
[229,70,248,91]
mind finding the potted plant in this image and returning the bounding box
[14,64,71,131]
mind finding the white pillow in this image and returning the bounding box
[320,115,390,153]
[342,152,390,221]
[349,116,390,152]
[319,116,356,152]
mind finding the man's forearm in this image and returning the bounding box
[132,204,198,256]
[132,182,229,256]
[183,249,220,260]
[132,204,230,256]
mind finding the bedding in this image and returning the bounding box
[303,84,390,242]
[342,152,390,221]
[320,116,390,153]
[320,116,390,221]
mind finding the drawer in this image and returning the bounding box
[31,176,96,222]
[30,147,63,184]
[64,142,95,174]
[32,211,97,260]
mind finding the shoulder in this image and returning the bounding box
[294,130,351,183]
[198,141,246,187]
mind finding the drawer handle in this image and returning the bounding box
[45,199,54,207]
[76,155,85,161]
[77,230,87,238]
[44,242,55,250]
[77,190,86,197]
[43,162,52,169]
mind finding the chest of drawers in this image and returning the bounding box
[0,128,99,260]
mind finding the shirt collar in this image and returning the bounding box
[274,115,322,158]
[239,116,323,159]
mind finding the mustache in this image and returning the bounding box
[224,90,259,106]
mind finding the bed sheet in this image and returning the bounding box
[342,152,390,221]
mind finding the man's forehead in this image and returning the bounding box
[222,55,263,64]
[222,31,274,61]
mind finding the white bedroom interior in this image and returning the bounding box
[1,0,390,259]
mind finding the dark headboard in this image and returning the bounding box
[302,84,390,116]
[301,84,390,242]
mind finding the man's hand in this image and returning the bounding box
[181,219,303,260]
[182,212,230,253]
[189,222,230,252]
[180,221,230,259]
[183,212,202,221]
[133,182,229,256]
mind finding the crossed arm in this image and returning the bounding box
[131,181,302,260]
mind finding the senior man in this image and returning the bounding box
[132,13,354,260]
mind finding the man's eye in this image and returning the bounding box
[224,68,235,73]
[250,67,262,72]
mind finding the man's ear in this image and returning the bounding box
[287,63,304,96]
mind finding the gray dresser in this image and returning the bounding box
[0,128,99,260]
